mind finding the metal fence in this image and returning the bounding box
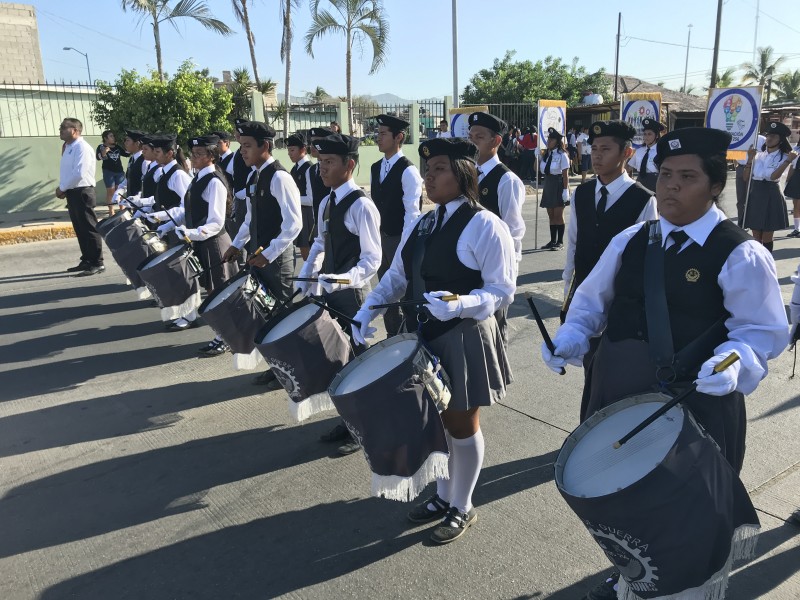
[0,81,100,137]
[418,98,445,140]
[266,103,339,138]
[462,103,538,131]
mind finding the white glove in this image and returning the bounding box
[156,221,176,239]
[175,226,189,240]
[540,336,584,373]
[351,308,377,346]
[138,196,156,208]
[111,188,125,205]
[234,188,247,200]
[423,291,463,321]
[562,189,570,202]
[146,211,163,223]
[694,351,741,396]
[318,273,350,294]
[294,280,311,297]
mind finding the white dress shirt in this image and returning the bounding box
[132,161,162,207]
[305,161,320,207]
[295,155,312,206]
[737,135,766,165]
[361,197,517,324]
[153,160,191,219]
[59,137,96,190]
[231,156,303,261]
[563,172,658,296]
[557,204,788,394]
[369,150,423,234]
[477,154,526,262]
[752,148,789,181]
[629,144,658,174]
[165,165,229,242]
[577,132,591,155]
[538,149,570,174]
[300,178,382,288]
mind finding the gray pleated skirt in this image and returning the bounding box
[540,174,565,208]
[195,232,238,292]
[427,316,513,411]
[743,180,790,231]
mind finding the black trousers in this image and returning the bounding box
[379,232,403,336]
[66,186,103,266]
[324,286,370,354]
[250,247,294,301]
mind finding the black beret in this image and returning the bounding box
[140,134,153,146]
[233,118,248,126]
[547,127,563,141]
[286,132,307,147]
[237,121,275,140]
[764,121,791,138]
[418,137,478,162]
[148,134,178,150]
[641,118,667,134]
[376,114,410,131]
[468,111,507,135]
[125,129,146,142]
[588,120,637,144]
[189,134,220,148]
[313,134,360,155]
[654,127,731,165]
[308,126,335,139]
[210,130,231,141]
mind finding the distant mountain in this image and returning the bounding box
[370,93,411,104]
[277,93,309,104]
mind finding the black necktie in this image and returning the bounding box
[667,229,689,255]
[433,205,446,234]
[248,170,260,249]
[639,147,651,180]
[597,185,609,216]
[544,152,553,174]
[324,190,336,224]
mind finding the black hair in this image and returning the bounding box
[448,156,481,207]
[338,152,359,167]
[701,155,729,192]
[255,138,274,153]
[62,117,83,132]
[606,137,632,152]
[101,130,114,142]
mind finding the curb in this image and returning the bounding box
[0,224,76,245]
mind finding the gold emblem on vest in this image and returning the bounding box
[685,268,700,283]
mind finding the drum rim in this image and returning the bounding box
[135,241,192,272]
[254,297,322,345]
[554,392,679,495]
[328,333,420,397]
[98,208,132,233]
[199,270,257,314]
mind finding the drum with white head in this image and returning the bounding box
[137,243,202,321]
[97,208,132,239]
[106,218,167,299]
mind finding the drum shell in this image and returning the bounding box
[555,395,759,597]
[136,244,200,309]
[110,231,165,291]
[97,208,132,238]
[254,299,352,403]
[199,271,271,355]
[328,334,449,480]
[104,217,148,252]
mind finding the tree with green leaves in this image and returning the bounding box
[305,0,389,134]
[774,70,800,103]
[91,61,233,146]
[230,0,261,87]
[705,67,737,91]
[120,0,233,81]
[280,0,301,140]
[741,46,787,104]
[304,86,332,104]
[461,52,608,107]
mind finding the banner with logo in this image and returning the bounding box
[448,105,488,138]
[705,86,763,160]
[620,93,662,149]
[537,100,567,150]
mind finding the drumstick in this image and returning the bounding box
[524,291,565,376]
[613,352,741,449]
[269,288,302,316]
[306,295,361,328]
[289,276,352,285]
[368,295,459,310]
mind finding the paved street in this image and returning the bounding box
[1,174,799,599]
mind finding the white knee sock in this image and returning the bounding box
[448,429,485,514]
[794,217,799,231]
[435,433,455,505]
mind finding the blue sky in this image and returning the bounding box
[34,0,799,99]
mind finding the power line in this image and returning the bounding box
[733,0,800,36]
[623,35,791,55]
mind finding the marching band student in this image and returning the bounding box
[296,133,381,455]
[468,110,525,346]
[735,133,765,229]
[128,136,162,217]
[96,130,128,216]
[538,128,571,250]
[121,129,149,199]
[626,118,665,193]
[542,128,787,598]
[227,119,254,249]
[352,137,516,544]
[785,142,800,237]
[222,121,302,385]
[213,130,235,191]
[286,131,314,261]
[306,126,335,243]
[371,114,423,336]
[742,121,797,252]
[562,120,657,331]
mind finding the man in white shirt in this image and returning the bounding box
[57,118,103,276]
[576,125,592,183]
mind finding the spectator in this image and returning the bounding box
[437,119,449,138]
[517,126,538,182]
[576,125,592,183]
[329,121,341,134]
[96,130,128,216]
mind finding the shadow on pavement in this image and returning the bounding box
[0,281,131,312]
[517,269,563,286]
[2,297,147,335]
[34,451,558,599]
[755,393,800,421]
[728,520,800,599]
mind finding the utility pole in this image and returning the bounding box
[710,0,723,88]
[451,0,459,108]
[683,24,693,93]
[752,0,760,62]
[613,12,621,101]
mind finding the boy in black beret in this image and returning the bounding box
[627,117,666,193]
[371,114,423,336]
[305,127,336,243]
[285,132,314,261]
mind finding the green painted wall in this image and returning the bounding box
[0,137,422,214]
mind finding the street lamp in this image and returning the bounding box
[63,47,92,85]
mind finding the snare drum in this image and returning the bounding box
[97,208,132,238]
[555,393,759,599]
[328,334,452,502]
[137,243,202,321]
[104,216,149,253]
[199,271,275,370]
[108,220,167,299]
[255,300,352,422]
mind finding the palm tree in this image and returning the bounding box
[305,0,389,134]
[705,67,737,90]
[304,86,331,104]
[741,46,787,104]
[121,0,233,81]
[679,84,696,95]
[280,0,301,140]
[230,0,261,87]
[774,70,800,102]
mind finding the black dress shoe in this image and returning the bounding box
[74,265,105,277]
[584,572,619,600]
[167,318,198,331]
[66,261,89,273]
[319,422,351,443]
[337,432,361,456]
[551,242,564,251]
[198,339,230,357]
[407,494,450,524]
[253,369,277,385]
[541,240,556,250]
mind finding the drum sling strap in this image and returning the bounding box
[644,220,728,385]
